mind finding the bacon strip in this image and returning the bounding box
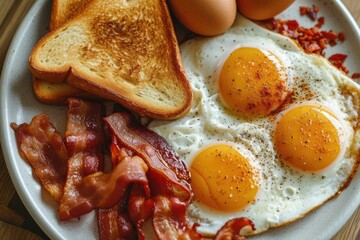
[98,143,152,239]
[128,184,154,240]
[131,123,191,187]
[98,201,137,240]
[65,98,105,159]
[97,146,135,240]
[59,98,105,220]
[152,196,202,240]
[104,112,192,201]
[215,217,255,240]
[59,155,149,220]
[11,114,67,201]
[104,112,202,239]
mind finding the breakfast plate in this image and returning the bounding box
[1,0,360,239]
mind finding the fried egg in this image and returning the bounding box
[149,15,360,236]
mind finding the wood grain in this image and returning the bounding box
[0,0,35,70]
[0,0,359,239]
[0,221,42,240]
[332,1,360,239]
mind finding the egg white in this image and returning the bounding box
[148,15,360,236]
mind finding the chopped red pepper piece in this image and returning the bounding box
[285,20,299,31]
[328,53,348,62]
[316,16,325,28]
[259,6,359,76]
[306,42,321,53]
[338,32,346,41]
[352,73,360,79]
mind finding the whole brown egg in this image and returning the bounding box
[236,0,295,20]
[168,0,237,36]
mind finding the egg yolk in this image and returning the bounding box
[219,47,288,118]
[274,105,343,172]
[190,144,259,212]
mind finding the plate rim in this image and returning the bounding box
[0,0,359,240]
[0,1,64,239]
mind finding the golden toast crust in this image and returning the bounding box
[50,0,88,30]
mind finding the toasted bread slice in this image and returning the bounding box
[32,0,90,104]
[32,76,94,104]
[50,0,88,30]
[32,77,94,105]
[29,0,192,119]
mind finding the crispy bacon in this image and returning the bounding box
[98,140,153,240]
[12,102,254,239]
[152,196,202,240]
[97,147,144,240]
[106,135,154,240]
[98,200,137,240]
[215,218,255,240]
[59,155,149,220]
[104,112,203,239]
[128,184,154,239]
[11,114,67,201]
[104,112,192,201]
[65,98,105,159]
[131,125,191,186]
[59,99,105,220]
[110,136,135,165]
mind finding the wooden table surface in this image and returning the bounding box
[0,0,359,239]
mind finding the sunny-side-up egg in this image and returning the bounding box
[148,15,360,236]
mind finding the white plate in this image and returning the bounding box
[1,0,359,239]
